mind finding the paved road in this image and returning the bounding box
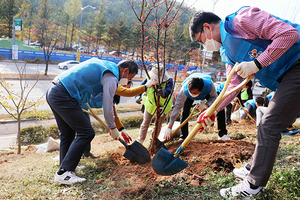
[0,60,265,150]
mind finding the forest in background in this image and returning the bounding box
[0,0,223,67]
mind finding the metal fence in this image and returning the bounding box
[0,48,196,71]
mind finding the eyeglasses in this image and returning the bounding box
[195,28,204,45]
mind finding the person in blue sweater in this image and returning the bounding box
[46,58,139,185]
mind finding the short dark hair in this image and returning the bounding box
[188,77,204,92]
[256,96,269,107]
[189,11,221,41]
[118,59,139,74]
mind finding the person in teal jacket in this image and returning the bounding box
[46,58,138,185]
[189,6,300,199]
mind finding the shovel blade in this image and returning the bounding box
[123,141,151,164]
[152,147,188,176]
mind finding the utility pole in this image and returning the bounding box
[76,5,96,62]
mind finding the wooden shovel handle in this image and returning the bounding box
[175,63,254,157]
[167,105,202,142]
[234,98,256,123]
[82,103,109,131]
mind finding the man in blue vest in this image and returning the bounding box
[163,73,227,141]
[46,58,139,185]
[189,6,300,199]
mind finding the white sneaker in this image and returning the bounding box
[220,178,263,200]
[233,163,250,179]
[75,165,86,171]
[54,171,86,185]
[218,135,231,140]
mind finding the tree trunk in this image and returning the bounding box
[17,116,21,154]
[64,27,68,49]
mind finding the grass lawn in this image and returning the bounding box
[0,119,300,199]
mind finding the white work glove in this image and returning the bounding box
[109,128,119,140]
[120,129,132,144]
[135,96,142,104]
[145,78,158,88]
[236,61,260,78]
[163,127,172,141]
[196,103,207,112]
[197,110,217,130]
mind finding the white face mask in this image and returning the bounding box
[188,90,199,98]
[119,70,129,86]
[203,29,222,52]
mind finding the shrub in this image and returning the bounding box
[120,115,143,128]
[24,57,45,64]
[19,115,144,145]
[20,125,47,145]
[20,124,60,145]
[47,124,60,139]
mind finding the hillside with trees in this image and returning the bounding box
[0,0,223,69]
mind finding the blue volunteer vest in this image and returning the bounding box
[182,73,212,100]
[57,58,119,108]
[220,6,300,91]
[243,98,256,110]
[216,82,226,93]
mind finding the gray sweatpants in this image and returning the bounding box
[137,110,167,144]
[248,62,300,186]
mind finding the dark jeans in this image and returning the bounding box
[180,98,227,139]
[217,109,228,137]
[225,103,232,124]
[248,62,300,186]
[180,98,194,139]
[46,80,95,171]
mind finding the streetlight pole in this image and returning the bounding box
[200,0,219,72]
[76,5,96,62]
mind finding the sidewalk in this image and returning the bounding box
[0,73,144,81]
[0,111,142,150]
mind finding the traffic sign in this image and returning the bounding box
[14,18,22,31]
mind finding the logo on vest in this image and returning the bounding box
[248,49,262,59]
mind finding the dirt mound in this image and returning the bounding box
[96,140,255,198]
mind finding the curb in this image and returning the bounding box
[0,117,55,124]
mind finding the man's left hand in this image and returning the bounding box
[121,129,132,144]
[236,61,259,78]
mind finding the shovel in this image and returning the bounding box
[83,104,151,164]
[152,63,255,175]
[152,105,203,154]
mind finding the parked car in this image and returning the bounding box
[58,60,80,70]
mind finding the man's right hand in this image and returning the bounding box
[109,128,119,140]
[135,96,142,104]
[163,127,172,141]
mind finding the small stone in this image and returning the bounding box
[109,181,116,187]
[95,178,104,184]
[285,156,297,163]
[190,179,199,187]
